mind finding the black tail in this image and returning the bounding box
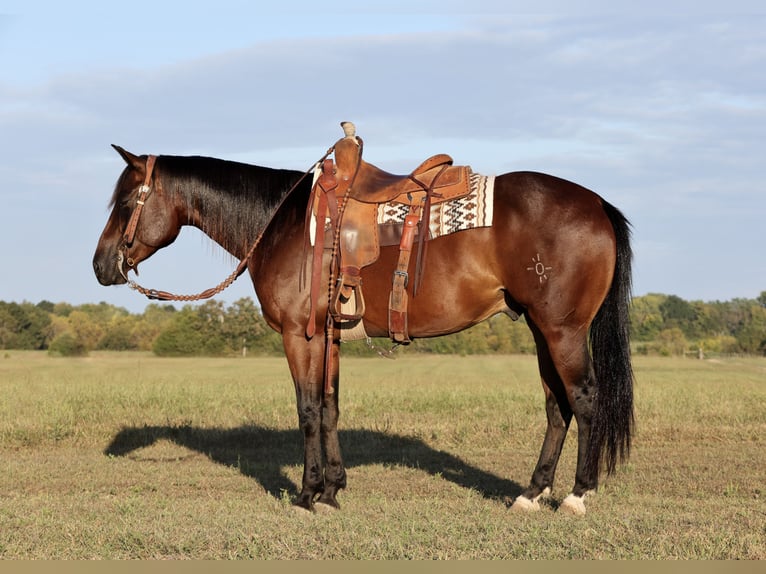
[586,201,635,477]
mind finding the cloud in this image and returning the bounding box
[8,15,764,149]
[1,9,764,310]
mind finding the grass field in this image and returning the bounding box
[0,351,764,559]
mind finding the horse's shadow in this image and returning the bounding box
[105,424,523,503]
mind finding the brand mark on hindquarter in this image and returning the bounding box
[527,253,552,283]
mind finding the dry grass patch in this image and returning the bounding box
[0,352,763,558]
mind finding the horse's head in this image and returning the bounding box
[92,146,182,286]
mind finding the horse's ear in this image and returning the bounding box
[111,144,145,171]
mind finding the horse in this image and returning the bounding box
[92,135,634,516]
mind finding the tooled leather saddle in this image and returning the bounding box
[306,122,475,344]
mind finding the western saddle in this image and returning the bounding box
[306,122,474,344]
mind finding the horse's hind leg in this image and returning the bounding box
[552,337,599,516]
[511,322,572,512]
[512,318,598,514]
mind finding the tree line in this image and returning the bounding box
[1,292,764,357]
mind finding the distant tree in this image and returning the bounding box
[194,300,227,327]
[630,293,666,341]
[98,314,140,351]
[132,304,177,350]
[0,303,20,348]
[692,302,725,340]
[221,297,272,356]
[2,290,765,357]
[484,314,535,354]
[655,327,689,356]
[152,306,227,356]
[509,316,536,354]
[733,303,766,355]
[716,298,753,337]
[36,300,55,313]
[78,302,131,324]
[52,302,74,317]
[48,315,72,342]
[344,314,531,356]
[659,295,697,338]
[67,310,105,352]
[0,301,52,349]
[455,321,492,355]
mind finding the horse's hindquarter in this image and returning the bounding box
[491,172,617,326]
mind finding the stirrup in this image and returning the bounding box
[331,270,366,321]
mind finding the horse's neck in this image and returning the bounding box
[169,180,264,260]
[166,166,302,260]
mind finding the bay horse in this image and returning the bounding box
[92,136,634,515]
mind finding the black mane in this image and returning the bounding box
[115,154,309,255]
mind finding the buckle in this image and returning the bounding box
[393,270,409,288]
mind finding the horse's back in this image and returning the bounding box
[494,170,612,223]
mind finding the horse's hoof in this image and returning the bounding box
[314,501,338,514]
[510,487,550,513]
[510,495,540,513]
[559,494,587,516]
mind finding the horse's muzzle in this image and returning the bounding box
[92,253,127,286]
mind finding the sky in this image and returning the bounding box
[1,1,764,314]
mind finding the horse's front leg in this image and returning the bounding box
[282,333,345,512]
[316,339,346,510]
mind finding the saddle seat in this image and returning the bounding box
[348,153,459,204]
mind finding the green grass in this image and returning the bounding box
[0,352,764,559]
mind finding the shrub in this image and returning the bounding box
[48,333,88,357]
[152,308,227,357]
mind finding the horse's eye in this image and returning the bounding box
[117,196,133,216]
[118,193,134,208]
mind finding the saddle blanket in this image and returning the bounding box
[376,172,495,238]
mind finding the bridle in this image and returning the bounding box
[116,151,332,302]
[117,154,156,281]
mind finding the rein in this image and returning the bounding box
[123,241,260,302]
[119,150,333,302]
